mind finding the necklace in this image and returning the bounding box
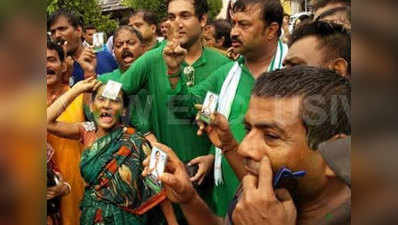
[183,65,195,87]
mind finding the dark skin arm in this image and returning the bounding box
[142,142,224,225]
[47,77,102,139]
[196,106,247,181]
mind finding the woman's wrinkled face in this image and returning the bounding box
[91,85,124,130]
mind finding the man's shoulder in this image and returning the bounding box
[212,60,236,74]
[139,45,164,60]
[98,69,121,82]
[204,47,231,64]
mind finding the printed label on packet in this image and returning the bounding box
[200,91,219,124]
[102,80,122,100]
[92,32,105,52]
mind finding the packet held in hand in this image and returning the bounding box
[92,32,105,52]
[148,147,168,186]
[102,80,122,100]
[200,91,219,124]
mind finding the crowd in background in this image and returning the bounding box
[46,0,351,224]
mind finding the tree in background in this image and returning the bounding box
[47,0,117,36]
[122,0,222,21]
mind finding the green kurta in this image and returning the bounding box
[98,40,166,133]
[99,70,152,134]
[120,46,230,163]
[171,56,254,216]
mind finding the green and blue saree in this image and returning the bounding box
[79,124,166,225]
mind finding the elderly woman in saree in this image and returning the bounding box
[47,77,177,225]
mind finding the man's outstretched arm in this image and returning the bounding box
[143,142,224,225]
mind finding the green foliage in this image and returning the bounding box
[207,0,222,19]
[122,0,222,21]
[46,0,117,35]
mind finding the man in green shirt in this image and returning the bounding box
[118,1,230,223]
[98,25,162,142]
[129,10,164,51]
[165,0,288,216]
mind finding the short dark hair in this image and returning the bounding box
[119,16,130,26]
[131,10,158,25]
[232,0,284,36]
[167,0,209,19]
[208,19,232,48]
[289,21,351,74]
[315,5,351,23]
[312,0,351,11]
[85,24,97,31]
[47,38,65,62]
[47,9,83,29]
[253,66,351,149]
[113,25,144,43]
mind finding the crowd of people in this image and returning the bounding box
[46,0,351,224]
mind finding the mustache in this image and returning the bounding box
[47,68,56,75]
[121,50,133,58]
[231,36,242,44]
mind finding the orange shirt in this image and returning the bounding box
[47,92,85,225]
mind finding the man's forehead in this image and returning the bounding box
[168,0,195,14]
[46,48,58,58]
[50,15,71,28]
[231,3,262,20]
[130,14,144,22]
[246,96,301,127]
[287,36,324,62]
[115,30,138,42]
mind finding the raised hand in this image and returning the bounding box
[232,156,297,225]
[163,39,187,73]
[72,76,102,94]
[226,47,240,61]
[142,142,196,204]
[163,21,187,73]
[196,105,238,153]
[76,46,97,77]
[46,172,70,200]
[188,154,214,185]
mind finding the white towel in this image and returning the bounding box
[214,62,241,186]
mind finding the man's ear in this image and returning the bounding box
[75,25,83,39]
[325,164,336,178]
[328,58,349,78]
[199,14,208,29]
[265,22,280,41]
[151,24,157,35]
[61,61,67,74]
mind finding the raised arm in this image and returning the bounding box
[119,50,152,95]
[47,77,102,139]
[143,142,224,225]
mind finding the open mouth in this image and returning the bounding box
[56,39,66,46]
[47,69,56,76]
[122,52,134,63]
[231,41,241,47]
[99,112,114,124]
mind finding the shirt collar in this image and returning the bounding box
[181,47,207,68]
